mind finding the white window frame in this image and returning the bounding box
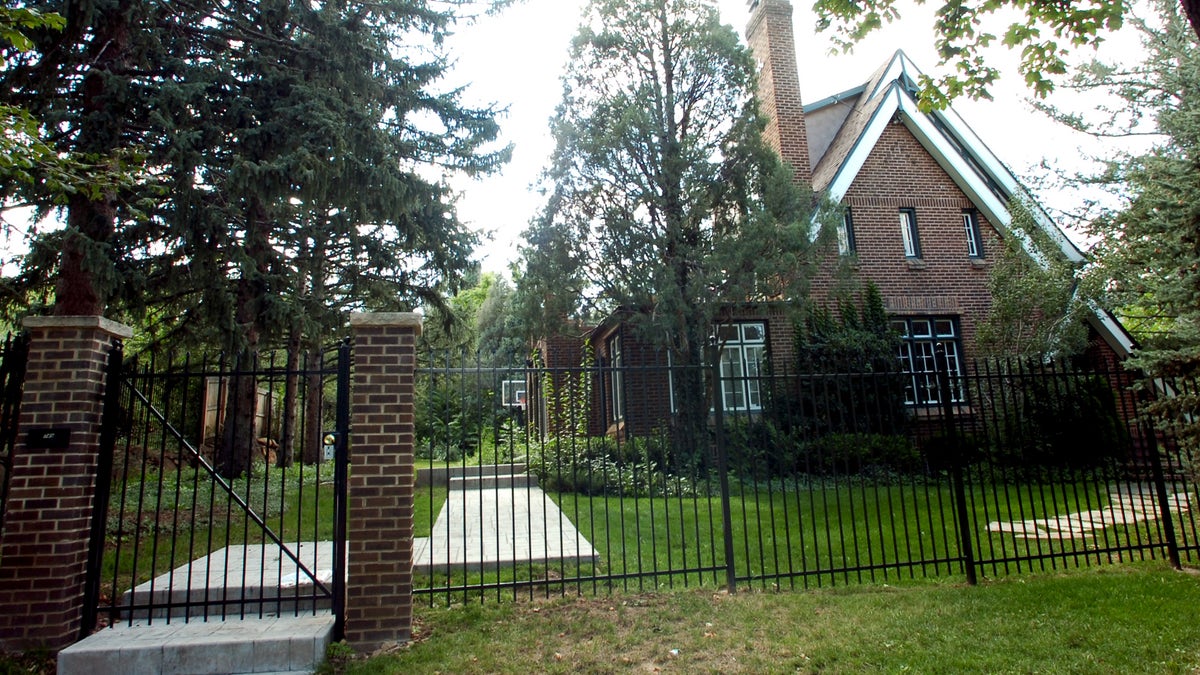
[962,210,984,258]
[838,208,856,255]
[899,208,920,258]
[666,322,767,413]
[608,334,624,422]
[892,317,965,406]
[716,322,766,412]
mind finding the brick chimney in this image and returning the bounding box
[746,0,811,185]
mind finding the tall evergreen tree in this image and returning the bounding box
[520,0,817,466]
[1039,0,1200,457]
[2,0,509,476]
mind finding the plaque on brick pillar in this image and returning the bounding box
[0,316,132,652]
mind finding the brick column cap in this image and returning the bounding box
[23,315,134,339]
[349,312,423,334]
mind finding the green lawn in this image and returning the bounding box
[101,461,340,600]
[330,562,1200,674]
[104,461,1193,618]
[413,475,1191,597]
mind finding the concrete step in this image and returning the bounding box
[417,463,528,488]
[449,473,538,490]
[57,614,334,675]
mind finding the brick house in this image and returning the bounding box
[533,0,1135,438]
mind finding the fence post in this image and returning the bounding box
[345,313,421,652]
[1141,412,1182,570]
[710,346,737,594]
[0,316,132,652]
[80,342,123,639]
[332,339,352,638]
[935,345,977,586]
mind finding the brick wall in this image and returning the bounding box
[532,334,587,436]
[0,316,131,652]
[810,122,999,359]
[344,313,420,651]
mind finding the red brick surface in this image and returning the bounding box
[0,321,124,652]
[747,0,811,185]
[344,316,420,651]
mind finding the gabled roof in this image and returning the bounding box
[807,50,1136,358]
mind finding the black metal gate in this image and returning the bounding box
[86,342,350,635]
[0,332,31,541]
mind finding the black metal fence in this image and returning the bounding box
[412,352,1197,603]
[0,332,30,541]
[87,344,351,632]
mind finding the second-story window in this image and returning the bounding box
[899,208,921,258]
[838,208,857,255]
[962,209,984,258]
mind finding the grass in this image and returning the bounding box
[332,562,1200,674]
[102,461,447,603]
[413,475,1193,597]
[101,460,340,602]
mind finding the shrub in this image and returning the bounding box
[529,434,702,498]
[415,381,489,461]
[805,432,923,477]
[980,372,1129,471]
[724,417,921,480]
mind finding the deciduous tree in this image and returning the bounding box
[1039,0,1200,455]
[809,0,1194,105]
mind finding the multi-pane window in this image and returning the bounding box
[716,322,766,411]
[899,208,921,258]
[838,208,857,255]
[667,322,767,413]
[962,209,984,258]
[892,317,965,405]
[608,335,624,421]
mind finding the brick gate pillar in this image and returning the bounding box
[345,313,421,651]
[0,316,132,652]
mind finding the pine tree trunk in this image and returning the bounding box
[1186,0,1200,40]
[277,327,301,468]
[55,8,129,316]
[215,197,271,479]
[216,349,258,479]
[302,343,324,465]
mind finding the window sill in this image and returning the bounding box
[909,404,973,418]
[969,258,988,269]
[905,258,926,270]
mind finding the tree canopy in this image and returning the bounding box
[1036,0,1200,454]
[0,1,508,353]
[518,0,819,469]
[518,0,818,353]
[1053,0,1200,372]
[811,0,1200,105]
[975,201,1087,360]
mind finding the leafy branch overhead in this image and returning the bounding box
[809,0,1188,106]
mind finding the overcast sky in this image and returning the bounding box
[443,0,1146,275]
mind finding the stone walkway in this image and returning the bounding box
[414,484,599,573]
[987,486,1191,540]
[61,469,595,674]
